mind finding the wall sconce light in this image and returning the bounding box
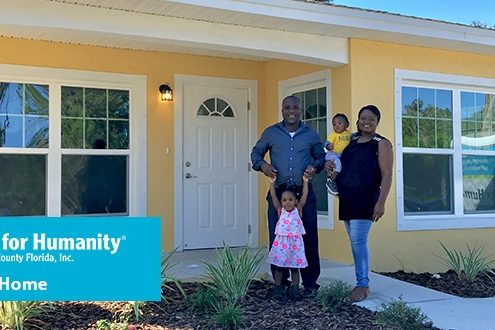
[159,83,173,101]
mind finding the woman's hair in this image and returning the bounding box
[332,113,349,123]
[358,104,381,123]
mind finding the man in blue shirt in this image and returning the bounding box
[251,95,325,296]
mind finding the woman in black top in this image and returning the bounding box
[327,105,393,302]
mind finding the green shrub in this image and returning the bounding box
[438,241,495,282]
[317,280,352,313]
[128,301,146,321]
[0,301,49,330]
[95,318,129,330]
[189,286,222,313]
[376,297,432,330]
[202,243,264,304]
[161,247,186,302]
[213,302,245,330]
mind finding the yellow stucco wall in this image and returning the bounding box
[3,36,495,273]
[320,39,495,273]
[0,37,326,253]
[0,37,265,251]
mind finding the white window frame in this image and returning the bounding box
[0,64,147,216]
[396,69,495,230]
[279,70,333,230]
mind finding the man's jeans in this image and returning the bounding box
[344,220,373,288]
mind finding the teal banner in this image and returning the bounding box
[0,217,161,301]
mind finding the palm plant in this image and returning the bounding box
[0,301,49,330]
[201,243,265,305]
[438,241,495,282]
[161,248,185,302]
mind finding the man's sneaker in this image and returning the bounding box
[287,286,301,301]
[326,178,339,195]
[301,286,318,299]
[270,285,285,301]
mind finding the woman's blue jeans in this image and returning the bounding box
[344,220,373,288]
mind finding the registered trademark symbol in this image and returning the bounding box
[121,235,127,240]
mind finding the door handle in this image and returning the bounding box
[185,172,197,179]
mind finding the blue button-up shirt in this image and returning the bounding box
[251,121,325,187]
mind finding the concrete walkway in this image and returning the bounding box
[170,249,495,330]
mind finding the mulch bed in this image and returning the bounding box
[33,268,495,330]
[379,269,495,298]
[33,280,433,330]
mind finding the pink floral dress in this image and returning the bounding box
[267,207,308,268]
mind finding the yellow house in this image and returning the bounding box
[1,0,495,273]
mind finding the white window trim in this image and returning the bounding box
[395,69,495,230]
[0,64,147,216]
[279,69,333,230]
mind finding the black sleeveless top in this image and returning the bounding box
[336,133,387,220]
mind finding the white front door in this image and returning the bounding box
[182,84,249,249]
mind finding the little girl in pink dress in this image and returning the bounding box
[267,175,309,301]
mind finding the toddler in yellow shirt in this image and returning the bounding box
[325,113,351,195]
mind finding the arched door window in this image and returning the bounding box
[197,97,234,118]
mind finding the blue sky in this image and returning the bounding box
[333,0,495,26]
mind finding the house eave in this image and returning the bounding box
[2,0,495,64]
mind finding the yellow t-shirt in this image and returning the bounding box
[326,130,352,154]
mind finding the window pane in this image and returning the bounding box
[403,154,453,214]
[197,104,209,116]
[0,115,22,147]
[62,155,128,215]
[436,119,453,149]
[317,118,327,144]
[217,99,229,114]
[204,98,215,112]
[86,119,106,149]
[25,84,48,116]
[463,156,495,213]
[0,154,46,216]
[0,83,50,148]
[85,88,107,118]
[436,89,452,119]
[461,92,495,150]
[402,87,418,116]
[223,106,234,117]
[314,170,328,213]
[0,83,22,115]
[25,116,48,148]
[109,120,129,149]
[418,119,435,148]
[305,119,317,132]
[418,88,435,118]
[304,89,317,120]
[402,117,418,147]
[62,86,83,117]
[61,118,83,148]
[317,87,326,118]
[108,89,129,119]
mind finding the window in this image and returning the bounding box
[279,70,332,229]
[0,64,146,217]
[293,87,328,213]
[197,97,234,117]
[396,69,495,230]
